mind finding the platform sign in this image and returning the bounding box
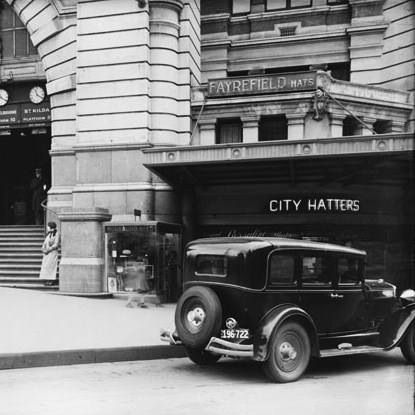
[21,102,51,124]
[0,102,50,129]
[0,105,20,129]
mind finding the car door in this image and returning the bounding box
[331,254,369,333]
[298,250,339,334]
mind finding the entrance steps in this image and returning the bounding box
[0,226,58,291]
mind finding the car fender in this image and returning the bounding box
[379,302,415,349]
[253,304,319,362]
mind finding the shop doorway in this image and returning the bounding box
[0,127,51,225]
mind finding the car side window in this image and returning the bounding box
[269,254,296,285]
[195,255,227,277]
[337,256,361,285]
[301,255,331,286]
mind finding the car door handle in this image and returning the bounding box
[330,293,344,299]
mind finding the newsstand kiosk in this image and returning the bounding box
[104,221,182,303]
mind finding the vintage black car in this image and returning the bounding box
[161,237,415,383]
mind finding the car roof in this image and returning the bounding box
[187,237,366,256]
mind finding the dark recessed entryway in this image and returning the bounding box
[0,127,51,225]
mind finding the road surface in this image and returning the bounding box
[0,349,413,415]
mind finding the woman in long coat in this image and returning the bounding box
[40,221,60,285]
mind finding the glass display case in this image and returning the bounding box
[104,222,182,302]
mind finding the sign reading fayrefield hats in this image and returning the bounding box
[208,71,316,98]
[269,198,360,213]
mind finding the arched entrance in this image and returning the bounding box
[0,1,59,224]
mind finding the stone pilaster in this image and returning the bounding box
[390,120,406,133]
[58,208,111,293]
[286,113,305,140]
[357,116,376,135]
[348,0,387,84]
[198,119,217,145]
[330,111,346,138]
[242,116,260,143]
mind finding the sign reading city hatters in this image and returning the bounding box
[269,197,361,214]
[208,71,317,98]
[0,101,51,129]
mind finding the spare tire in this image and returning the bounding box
[175,286,222,348]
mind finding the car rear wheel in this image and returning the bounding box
[175,286,222,348]
[263,321,311,383]
[185,347,221,365]
[400,323,415,364]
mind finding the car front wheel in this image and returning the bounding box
[400,323,415,364]
[263,321,311,383]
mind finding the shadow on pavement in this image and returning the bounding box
[171,350,408,384]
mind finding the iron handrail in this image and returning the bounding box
[40,198,60,234]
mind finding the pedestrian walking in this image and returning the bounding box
[40,221,60,286]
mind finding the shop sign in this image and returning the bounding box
[208,71,316,98]
[0,105,20,129]
[269,197,360,214]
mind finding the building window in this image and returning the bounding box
[0,2,37,59]
[373,120,391,134]
[259,115,288,141]
[267,0,312,10]
[327,0,347,4]
[327,62,350,81]
[233,0,250,14]
[343,116,360,136]
[216,118,242,144]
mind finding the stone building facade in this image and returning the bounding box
[0,0,413,296]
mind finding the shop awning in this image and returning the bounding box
[142,133,413,187]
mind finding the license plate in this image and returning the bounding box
[220,328,250,340]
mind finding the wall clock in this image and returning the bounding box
[29,86,46,104]
[0,89,9,106]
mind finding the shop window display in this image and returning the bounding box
[105,222,181,302]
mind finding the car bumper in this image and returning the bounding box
[205,337,254,357]
[160,330,254,358]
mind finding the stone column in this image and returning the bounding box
[330,112,346,138]
[242,116,260,143]
[149,0,184,145]
[58,208,112,293]
[199,119,216,145]
[286,113,305,140]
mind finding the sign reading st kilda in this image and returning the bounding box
[208,71,316,98]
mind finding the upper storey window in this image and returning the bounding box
[267,0,312,10]
[233,0,251,14]
[0,2,37,59]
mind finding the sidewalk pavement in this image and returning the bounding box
[0,287,186,370]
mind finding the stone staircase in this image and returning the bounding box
[0,225,58,291]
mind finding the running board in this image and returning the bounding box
[320,346,384,358]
